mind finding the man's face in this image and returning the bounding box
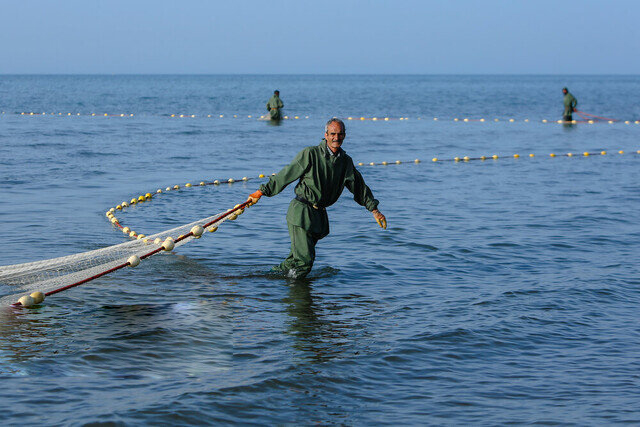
[325,122,346,153]
[562,89,568,95]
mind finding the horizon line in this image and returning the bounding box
[2,72,640,77]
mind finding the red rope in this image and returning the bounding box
[11,200,252,307]
[574,111,594,123]
[574,110,618,122]
[45,262,130,296]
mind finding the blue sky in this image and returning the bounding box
[1,0,638,74]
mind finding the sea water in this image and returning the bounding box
[1,75,639,424]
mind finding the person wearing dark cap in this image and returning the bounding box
[266,90,284,120]
[562,87,578,122]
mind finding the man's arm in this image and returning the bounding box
[346,168,378,210]
[247,149,310,205]
[345,167,387,229]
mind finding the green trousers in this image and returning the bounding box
[269,108,281,120]
[277,222,323,278]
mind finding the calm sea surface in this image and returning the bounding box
[1,75,640,425]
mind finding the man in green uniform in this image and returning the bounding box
[266,90,284,120]
[247,118,387,278]
[562,87,578,122]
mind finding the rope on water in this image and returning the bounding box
[575,110,619,122]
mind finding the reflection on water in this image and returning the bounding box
[284,281,349,364]
[266,117,283,126]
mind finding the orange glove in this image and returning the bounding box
[247,190,263,206]
[373,209,387,229]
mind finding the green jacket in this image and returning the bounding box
[266,95,284,119]
[259,140,380,237]
[563,92,577,116]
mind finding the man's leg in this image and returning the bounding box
[277,223,319,278]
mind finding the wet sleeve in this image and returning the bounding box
[573,96,578,109]
[345,165,379,212]
[259,149,309,197]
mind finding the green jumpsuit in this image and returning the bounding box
[266,95,284,120]
[563,92,578,121]
[259,140,380,278]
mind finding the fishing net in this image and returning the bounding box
[0,210,235,307]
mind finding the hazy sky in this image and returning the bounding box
[1,0,638,74]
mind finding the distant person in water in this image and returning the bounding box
[562,87,578,122]
[266,90,284,120]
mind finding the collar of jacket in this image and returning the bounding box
[320,139,342,158]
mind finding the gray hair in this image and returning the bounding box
[325,118,346,132]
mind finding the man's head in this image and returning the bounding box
[274,90,280,95]
[325,118,346,153]
[562,87,568,94]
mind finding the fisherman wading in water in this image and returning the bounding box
[247,118,387,278]
[266,90,284,120]
[562,87,578,122]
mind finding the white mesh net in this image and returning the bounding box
[0,210,233,307]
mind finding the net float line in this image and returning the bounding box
[4,200,252,308]
[10,111,311,120]
[106,148,640,244]
[106,175,273,240]
[6,111,640,124]
[51,200,251,300]
[355,149,639,166]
